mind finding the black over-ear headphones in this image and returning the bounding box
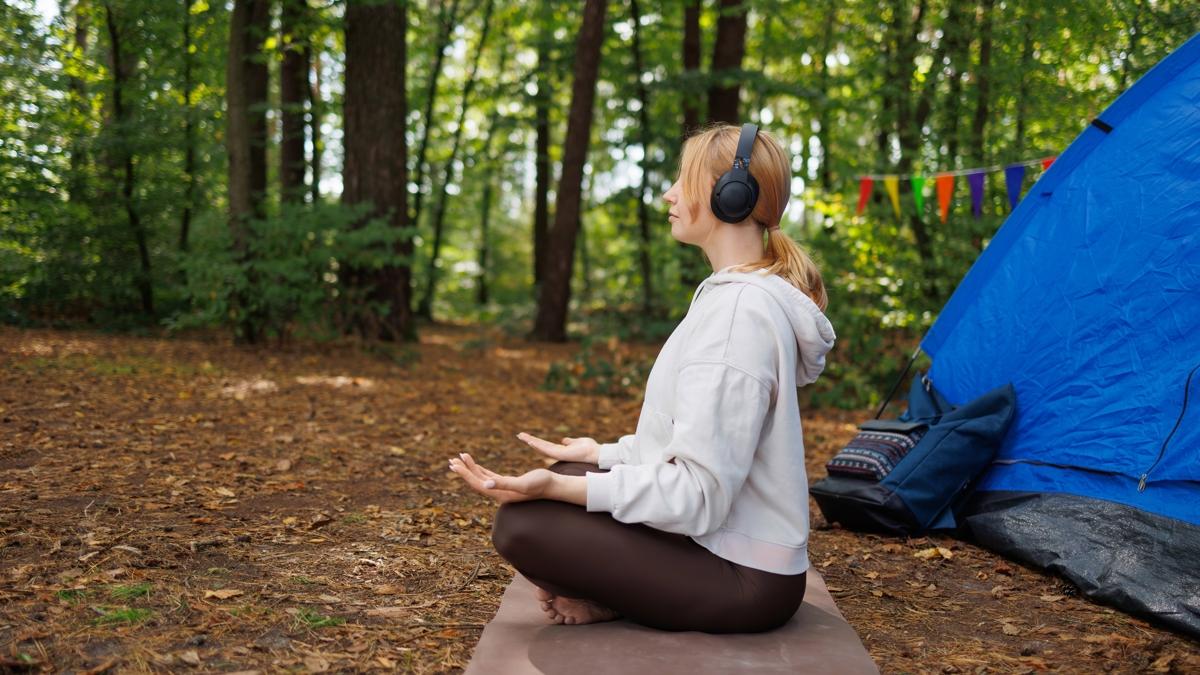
[710,123,761,223]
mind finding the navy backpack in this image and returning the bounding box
[810,373,1016,536]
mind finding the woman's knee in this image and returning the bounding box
[491,502,548,562]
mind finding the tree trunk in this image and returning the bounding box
[343,0,413,341]
[104,2,153,316]
[969,0,994,165]
[280,0,309,202]
[814,1,836,191]
[67,0,89,206]
[1013,7,1033,154]
[630,0,654,313]
[475,44,512,307]
[532,0,553,288]
[418,0,495,320]
[884,0,936,297]
[530,0,608,342]
[180,0,195,251]
[410,0,462,232]
[310,44,322,203]
[940,0,970,165]
[682,0,701,139]
[226,0,270,341]
[707,0,748,124]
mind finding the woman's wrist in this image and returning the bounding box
[546,473,588,507]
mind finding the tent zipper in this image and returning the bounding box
[1137,362,1199,492]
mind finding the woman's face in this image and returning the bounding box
[663,176,717,245]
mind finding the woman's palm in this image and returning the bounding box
[517,432,598,464]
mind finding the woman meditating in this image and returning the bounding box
[448,122,835,634]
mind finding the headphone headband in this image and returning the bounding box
[733,123,759,171]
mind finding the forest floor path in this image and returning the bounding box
[1,325,1196,673]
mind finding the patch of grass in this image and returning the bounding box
[93,606,153,625]
[289,575,319,586]
[462,336,493,352]
[341,512,367,524]
[294,607,344,629]
[542,336,652,399]
[205,567,230,577]
[109,583,152,600]
[227,604,271,619]
[56,588,89,603]
[364,341,421,368]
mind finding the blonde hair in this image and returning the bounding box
[678,123,828,311]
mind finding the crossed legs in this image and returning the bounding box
[491,461,807,633]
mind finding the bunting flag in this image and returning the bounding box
[1005,164,1026,209]
[853,154,1055,219]
[856,177,874,215]
[935,174,954,223]
[968,171,986,218]
[911,176,926,213]
[884,176,901,217]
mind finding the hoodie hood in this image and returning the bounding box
[690,267,836,386]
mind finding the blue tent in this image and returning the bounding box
[922,32,1200,636]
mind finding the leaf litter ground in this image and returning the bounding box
[1,325,1197,673]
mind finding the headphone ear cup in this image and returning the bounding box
[711,171,760,223]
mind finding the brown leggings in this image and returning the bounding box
[491,460,807,633]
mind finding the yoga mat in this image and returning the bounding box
[465,568,878,674]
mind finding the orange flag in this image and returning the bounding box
[1042,156,1056,171]
[936,174,954,223]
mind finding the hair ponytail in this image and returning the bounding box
[681,123,828,312]
[757,229,828,311]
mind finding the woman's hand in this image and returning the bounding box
[517,432,599,464]
[448,452,556,505]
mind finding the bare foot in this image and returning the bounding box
[545,595,621,625]
[533,585,559,622]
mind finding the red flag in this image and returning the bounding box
[856,177,874,215]
[1042,156,1055,171]
[935,174,954,224]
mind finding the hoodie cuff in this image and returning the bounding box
[585,469,618,513]
[596,442,622,469]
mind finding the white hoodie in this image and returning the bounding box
[585,266,836,575]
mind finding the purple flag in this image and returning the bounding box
[1005,164,1026,209]
[968,171,985,218]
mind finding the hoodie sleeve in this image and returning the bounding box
[596,434,638,469]
[584,360,772,537]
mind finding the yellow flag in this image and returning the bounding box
[884,176,901,217]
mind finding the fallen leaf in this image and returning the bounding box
[303,656,329,673]
[1150,654,1175,672]
[366,606,409,617]
[373,584,405,595]
[204,589,244,600]
[1001,622,1021,636]
[214,487,236,498]
[913,546,953,560]
[274,459,293,472]
[178,649,201,666]
[1039,594,1066,602]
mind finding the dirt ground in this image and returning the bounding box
[1,324,1198,674]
